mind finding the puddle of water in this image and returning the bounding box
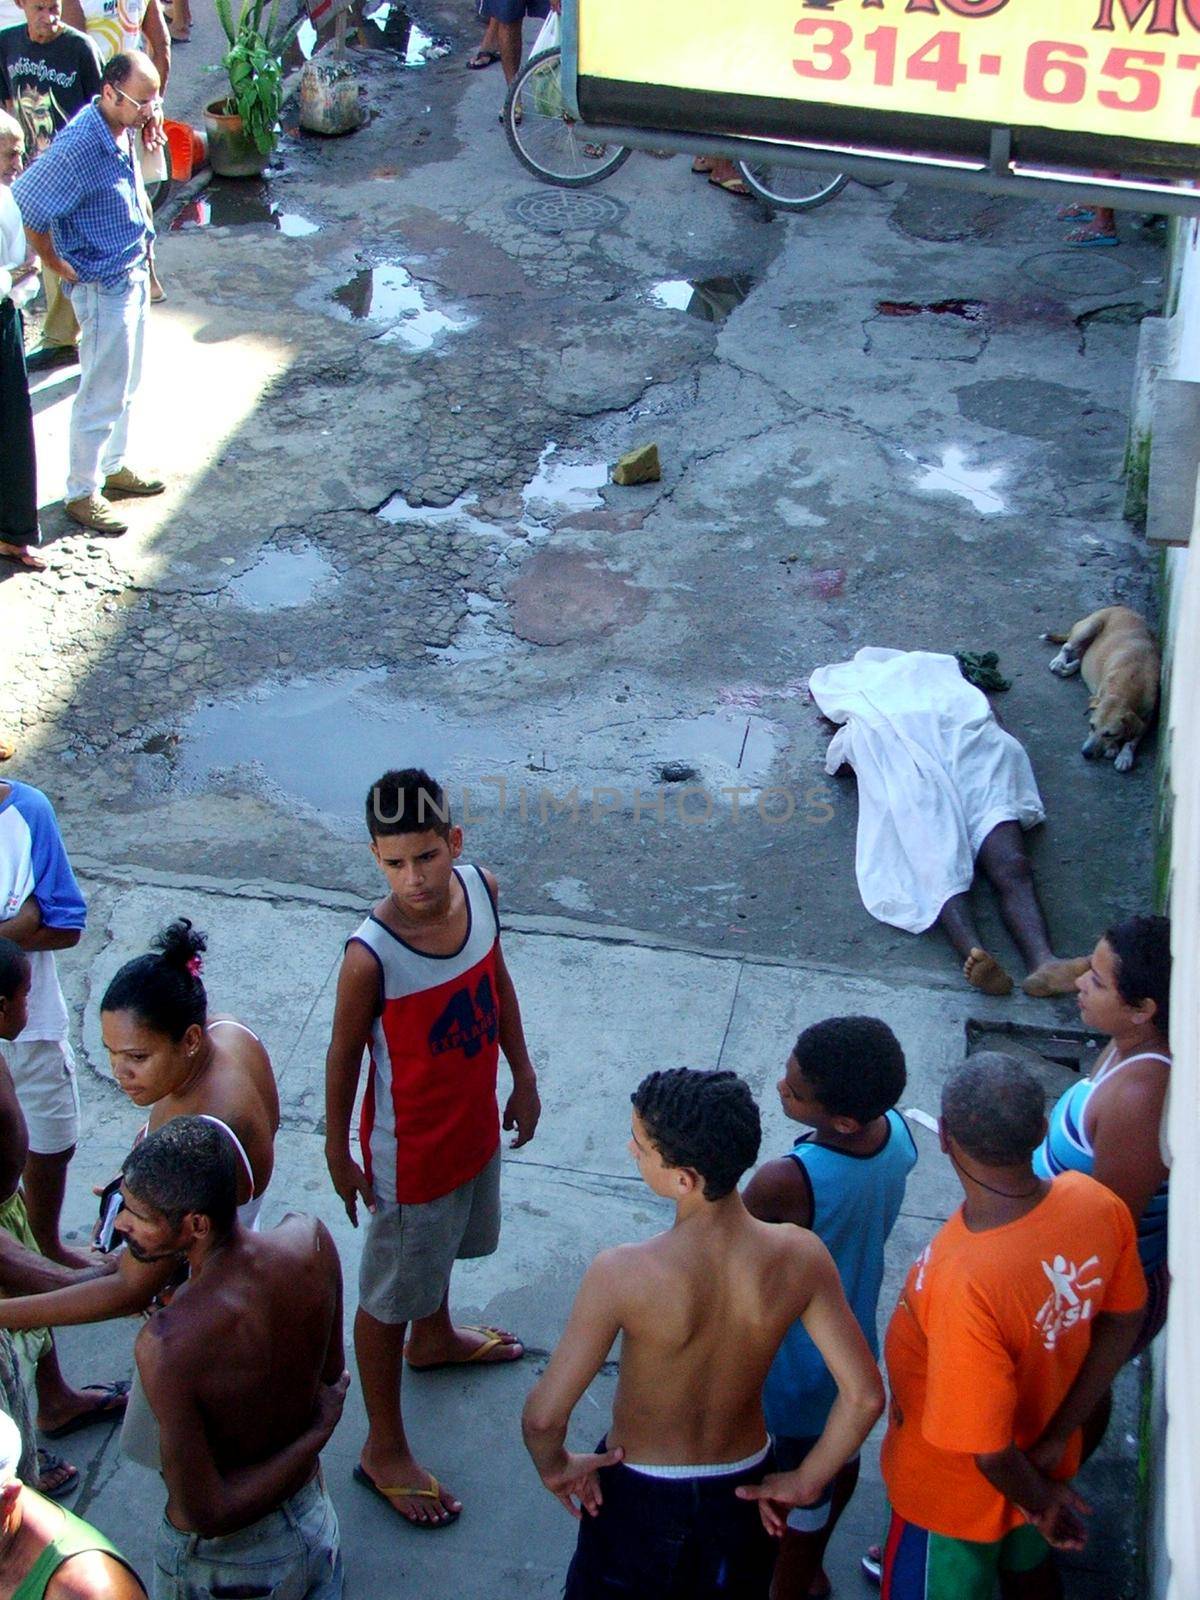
[377,492,512,543]
[647,275,754,322]
[330,264,472,350]
[277,211,321,237]
[429,593,520,663]
[648,711,785,788]
[359,1,443,63]
[226,545,337,611]
[522,443,607,519]
[906,446,1007,515]
[171,183,320,236]
[179,673,514,826]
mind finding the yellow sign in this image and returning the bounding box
[577,0,1200,150]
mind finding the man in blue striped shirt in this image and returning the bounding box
[13,48,164,535]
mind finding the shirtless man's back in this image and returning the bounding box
[120,1118,347,1600]
[524,1068,884,1600]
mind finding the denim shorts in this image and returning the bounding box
[154,1477,342,1600]
[563,1439,777,1599]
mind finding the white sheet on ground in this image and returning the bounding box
[809,648,1045,934]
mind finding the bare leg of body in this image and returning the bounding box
[975,823,1088,997]
[354,1306,461,1526]
[497,18,522,83]
[771,1457,860,1600]
[937,889,1013,996]
[22,1149,92,1270]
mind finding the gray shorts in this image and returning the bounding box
[359,1148,501,1325]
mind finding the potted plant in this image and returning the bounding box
[206,0,305,177]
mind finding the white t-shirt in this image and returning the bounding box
[0,782,86,1041]
[78,0,145,62]
[0,185,38,307]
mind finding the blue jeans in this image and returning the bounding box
[66,266,148,501]
[154,1478,342,1600]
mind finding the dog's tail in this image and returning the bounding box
[1040,630,1070,645]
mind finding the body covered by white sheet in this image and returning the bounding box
[809,648,1046,934]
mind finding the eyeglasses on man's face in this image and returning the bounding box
[112,85,161,113]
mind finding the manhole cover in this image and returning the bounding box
[511,190,626,233]
[1021,249,1138,295]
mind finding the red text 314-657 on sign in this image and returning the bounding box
[792,17,1200,117]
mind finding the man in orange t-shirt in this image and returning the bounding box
[879,1052,1146,1600]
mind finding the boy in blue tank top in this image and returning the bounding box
[744,1017,917,1599]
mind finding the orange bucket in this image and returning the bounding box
[164,120,206,182]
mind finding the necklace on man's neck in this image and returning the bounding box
[949,1148,1042,1199]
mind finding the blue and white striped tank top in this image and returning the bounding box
[1033,1047,1169,1274]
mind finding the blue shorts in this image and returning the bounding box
[477,0,549,22]
[564,1440,777,1599]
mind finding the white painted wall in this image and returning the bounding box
[1148,217,1200,1600]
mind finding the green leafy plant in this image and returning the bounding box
[214,0,306,153]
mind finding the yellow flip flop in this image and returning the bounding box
[404,1324,524,1371]
[353,1465,460,1528]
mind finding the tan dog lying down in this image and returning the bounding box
[1043,606,1160,773]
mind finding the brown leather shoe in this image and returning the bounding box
[102,466,165,498]
[65,495,129,535]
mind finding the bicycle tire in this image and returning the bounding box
[735,160,848,212]
[504,49,632,188]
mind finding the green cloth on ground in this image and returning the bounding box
[955,650,1011,693]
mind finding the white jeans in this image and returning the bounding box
[66,265,148,502]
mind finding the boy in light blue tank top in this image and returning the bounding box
[745,1017,917,1599]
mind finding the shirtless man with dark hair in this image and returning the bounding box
[523,1067,885,1600]
[120,1117,348,1600]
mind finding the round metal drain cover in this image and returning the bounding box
[511,190,626,233]
[1021,249,1138,295]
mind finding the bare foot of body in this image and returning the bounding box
[404,1322,523,1370]
[964,947,1014,996]
[356,1450,462,1527]
[1022,956,1090,997]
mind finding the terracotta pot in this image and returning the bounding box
[203,98,271,178]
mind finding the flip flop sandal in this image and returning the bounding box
[1056,203,1094,220]
[37,1449,79,1500]
[468,49,500,68]
[353,1464,460,1527]
[709,175,751,197]
[41,1379,130,1439]
[1066,229,1118,247]
[0,545,47,572]
[405,1324,523,1371]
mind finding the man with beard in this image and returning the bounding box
[119,1118,348,1600]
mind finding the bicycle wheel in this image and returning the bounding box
[505,49,632,188]
[735,160,848,212]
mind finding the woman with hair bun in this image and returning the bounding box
[0,919,279,1464]
[98,918,279,1226]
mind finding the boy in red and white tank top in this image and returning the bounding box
[325,768,541,1529]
